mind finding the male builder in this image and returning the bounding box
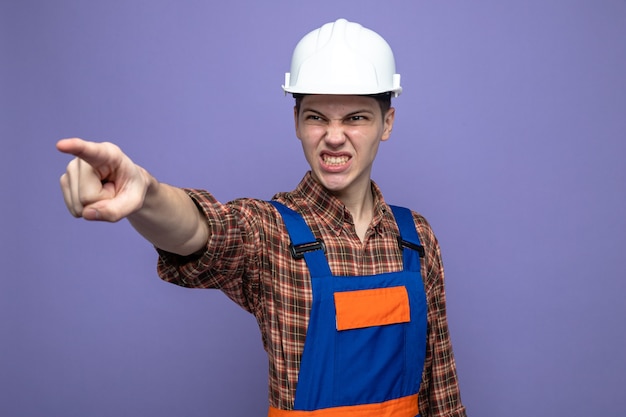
[58,18,467,417]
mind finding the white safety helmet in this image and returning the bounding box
[282,18,402,97]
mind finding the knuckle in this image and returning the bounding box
[78,193,95,207]
[101,141,121,154]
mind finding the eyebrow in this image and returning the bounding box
[301,108,375,118]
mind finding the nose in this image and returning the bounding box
[324,120,346,147]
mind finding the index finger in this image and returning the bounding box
[56,138,118,168]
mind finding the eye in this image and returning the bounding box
[347,114,370,123]
[302,111,325,122]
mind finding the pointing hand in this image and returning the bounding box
[57,138,150,222]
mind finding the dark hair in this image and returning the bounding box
[293,92,392,119]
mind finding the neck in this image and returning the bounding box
[341,189,374,222]
[333,183,375,242]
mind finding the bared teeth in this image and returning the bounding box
[323,155,349,165]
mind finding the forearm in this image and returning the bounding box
[128,171,208,256]
[423,246,466,416]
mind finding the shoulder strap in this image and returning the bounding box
[389,205,425,273]
[389,205,425,257]
[269,201,332,277]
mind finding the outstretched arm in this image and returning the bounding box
[57,138,208,256]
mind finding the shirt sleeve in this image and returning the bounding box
[415,214,467,417]
[156,188,262,316]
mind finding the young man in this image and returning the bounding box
[58,18,466,417]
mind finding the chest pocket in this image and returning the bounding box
[334,285,411,331]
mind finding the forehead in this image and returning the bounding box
[299,94,380,113]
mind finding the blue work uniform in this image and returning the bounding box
[268,202,428,417]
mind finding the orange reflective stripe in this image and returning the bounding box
[268,394,418,417]
[333,286,410,331]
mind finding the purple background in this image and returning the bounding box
[2,1,625,416]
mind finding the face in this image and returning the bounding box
[294,95,395,201]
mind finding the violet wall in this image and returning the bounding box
[2,1,625,416]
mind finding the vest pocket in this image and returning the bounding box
[334,286,411,331]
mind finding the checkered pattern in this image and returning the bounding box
[157,172,466,417]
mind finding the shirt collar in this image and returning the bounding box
[291,172,392,236]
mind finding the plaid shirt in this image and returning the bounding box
[157,172,466,417]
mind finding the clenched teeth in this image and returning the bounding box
[323,155,349,165]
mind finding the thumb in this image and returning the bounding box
[82,180,146,222]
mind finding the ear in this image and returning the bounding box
[381,107,395,142]
[293,106,302,140]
